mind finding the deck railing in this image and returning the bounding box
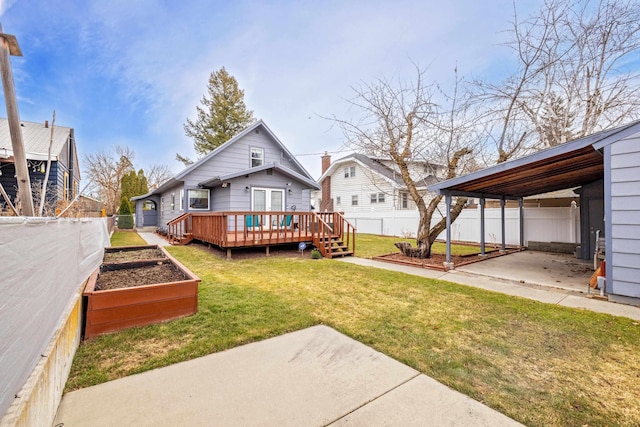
[312,211,356,258]
[167,211,355,256]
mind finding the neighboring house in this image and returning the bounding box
[0,118,80,214]
[132,120,320,230]
[430,119,640,305]
[317,152,445,213]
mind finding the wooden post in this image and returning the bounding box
[0,23,34,216]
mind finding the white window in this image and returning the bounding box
[344,166,355,178]
[401,192,408,209]
[351,195,358,206]
[160,197,165,215]
[179,189,184,210]
[171,193,175,210]
[370,193,385,204]
[188,189,210,210]
[251,147,264,167]
[336,196,341,205]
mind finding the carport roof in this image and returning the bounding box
[429,120,640,199]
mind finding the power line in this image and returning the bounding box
[294,150,350,157]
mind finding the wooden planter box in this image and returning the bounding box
[83,245,200,340]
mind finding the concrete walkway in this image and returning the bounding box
[338,257,640,321]
[138,231,171,247]
[54,326,522,427]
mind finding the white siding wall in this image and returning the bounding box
[330,161,397,212]
[610,136,640,298]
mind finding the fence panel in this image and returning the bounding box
[0,217,109,419]
[346,206,581,245]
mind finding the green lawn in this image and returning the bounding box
[109,230,147,246]
[68,232,640,427]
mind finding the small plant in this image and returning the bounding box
[311,248,322,259]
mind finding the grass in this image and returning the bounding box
[109,230,147,246]
[68,233,640,426]
[355,233,485,258]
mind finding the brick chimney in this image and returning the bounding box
[320,152,334,211]
[44,120,48,128]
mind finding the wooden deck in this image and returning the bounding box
[167,211,355,258]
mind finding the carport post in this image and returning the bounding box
[500,197,506,252]
[480,197,486,256]
[519,198,524,247]
[445,193,452,263]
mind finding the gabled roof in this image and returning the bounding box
[174,120,311,181]
[133,120,317,199]
[319,153,434,189]
[0,118,72,161]
[429,119,640,199]
[198,162,320,190]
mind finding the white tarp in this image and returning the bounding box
[0,217,109,418]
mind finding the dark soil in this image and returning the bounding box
[103,248,165,262]
[96,264,187,290]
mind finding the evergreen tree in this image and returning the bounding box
[180,67,254,163]
[117,197,134,229]
[120,169,149,213]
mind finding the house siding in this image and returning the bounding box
[159,183,185,226]
[181,130,307,189]
[330,160,398,212]
[609,134,640,298]
[0,162,60,211]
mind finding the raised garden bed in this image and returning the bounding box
[102,245,166,263]
[83,245,200,340]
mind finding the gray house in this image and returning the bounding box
[430,120,640,305]
[133,120,320,230]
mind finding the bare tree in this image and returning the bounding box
[146,164,173,189]
[333,66,478,257]
[84,146,134,215]
[476,0,640,161]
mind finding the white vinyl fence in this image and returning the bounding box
[346,206,581,246]
[0,217,110,419]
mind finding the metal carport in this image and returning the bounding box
[428,119,640,297]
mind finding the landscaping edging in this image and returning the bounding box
[373,247,523,271]
[83,246,201,340]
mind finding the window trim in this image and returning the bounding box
[251,147,265,168]
[187,188,210,211]
[179,189,184,211]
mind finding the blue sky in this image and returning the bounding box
[0,0,538,179]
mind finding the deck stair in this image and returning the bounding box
[317,235,353,258]
[171,233,194,246]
